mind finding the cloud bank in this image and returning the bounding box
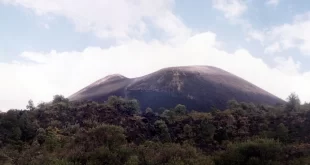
[1,0,190,40]
[1,0,310,111]
[249,12,310,55]
[1,32,310,110]
[266,0,280,6]
[212,0,247,19]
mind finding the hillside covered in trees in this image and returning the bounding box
[1,93,310,165]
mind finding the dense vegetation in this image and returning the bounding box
[1,93,310,165]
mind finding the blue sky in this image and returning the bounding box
[1,0,310,110]
[0,4,105,62]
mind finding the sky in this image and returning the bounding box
[1,0,310,110]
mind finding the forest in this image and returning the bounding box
[1,93,310,165]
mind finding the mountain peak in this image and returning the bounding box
[158,65,225,73]
[69,65,284,111]
[90,74,128,86]
[104,74,127,79]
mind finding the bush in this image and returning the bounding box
[84,124,126,150]
[215,138,283,165]
[107,96,140,115]
[137,141,214,165]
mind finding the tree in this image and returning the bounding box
[124,155,139,165]
[154,120,171,142]
[286,93,300,112]
[145,107,155,117]
[45,128,60,152]
[123,99,140,115]
[276,123,289,142]
[183,124,194,138]
[174,104,187,115]
[86,124,126,150]
[19,112,37,141]
[107,96,140,115]
[215,139,283,165]
[52,95,69,104]
[137,142,214,165]
[200,121,216,141]
[157,107,166,114]
[162,109,176,120]
[145,107,153,114]
[1,110,22,142]
[26,100,35,111]
[37,128,46,145]
[227,99,240,110]
[0,152,12,165]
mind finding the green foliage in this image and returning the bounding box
[124,155,139,165]
[286,93,300,112]
[0,151,12,165]
[137,141,214,165]
[215,138,283,165]
[26,100,35,111]
[200,121,216,141]
[1,93,310,164]
[44,128,61,152]
[227,99,240,109]
[37,128,46,145]
[183,124,194,138]
[188,111,212,121]
[145,107,153,113]
[0,110,37,145]
[288,155,310,165]
[107,96,140,115]
[154,120,171,142]
[162,109,175,119]
[52,95,69,104]
[82,124,126,150]
[87,146,127,165]
[46,158,76,165]
[174,104,187,115]
[275,123,289,142]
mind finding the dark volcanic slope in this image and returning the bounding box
[69,66,284,111]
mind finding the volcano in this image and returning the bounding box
[69,66,284,111]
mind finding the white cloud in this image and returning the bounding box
[1,0,190,40]
[248,30,265,43]
[265,0,280,6]
[1,32,310,110]
[249,12,310,55]
[274,56,301,76]
[212,0,247,19]
[264,42,280,54]
[43,23,49,29]
[1,0,310,112]
[212,0,251,32]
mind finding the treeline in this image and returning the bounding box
[1,94,310,164]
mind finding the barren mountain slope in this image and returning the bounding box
[69,66,284,111]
